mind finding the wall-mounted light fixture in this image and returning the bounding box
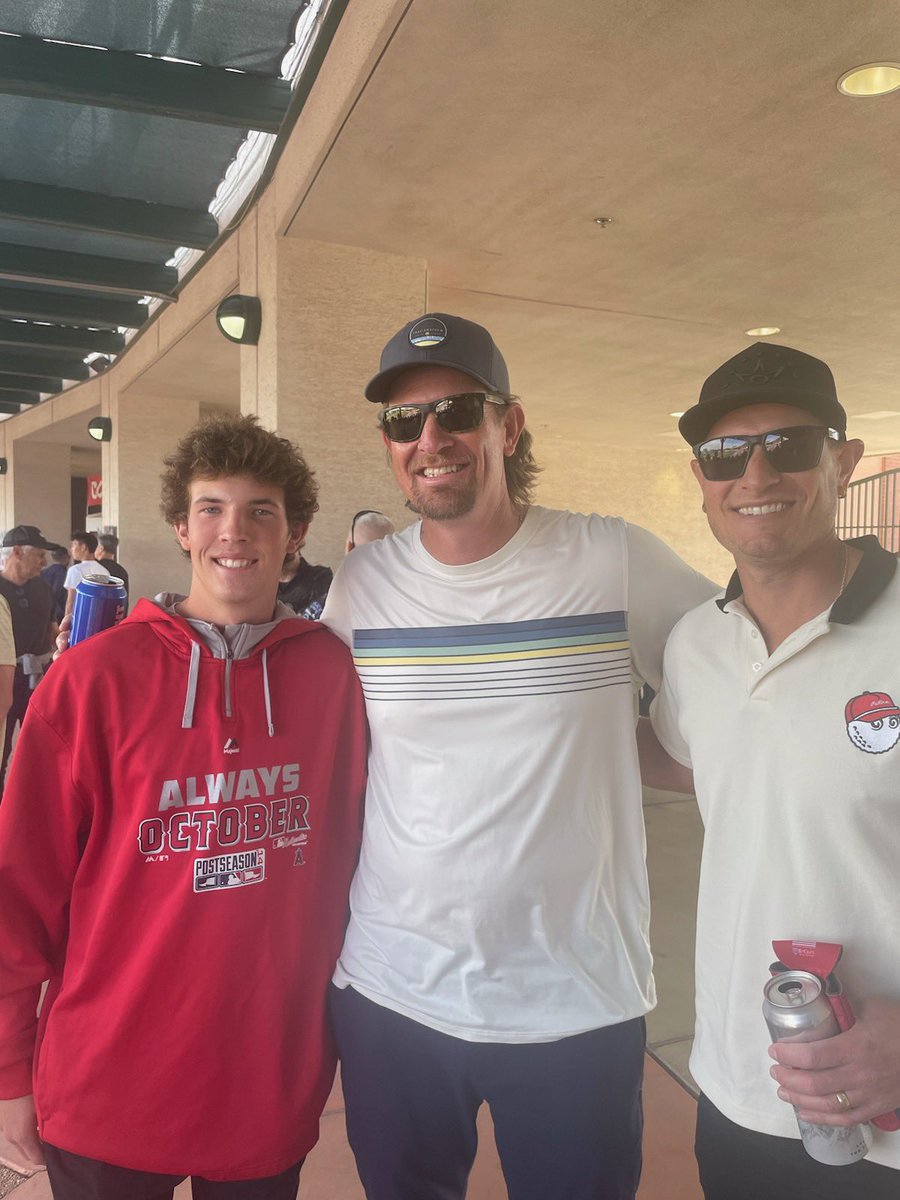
[88,417,113,442]
[0,459,7,475]
[88,355,113,373]
[216,295,262,344]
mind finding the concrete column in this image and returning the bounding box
[238,218,427,565]
[10,440,72,545]
[107,385,200,604]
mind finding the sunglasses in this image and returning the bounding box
[378,392,507,443]
[693,425,843,481]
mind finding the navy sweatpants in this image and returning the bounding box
[331,983,645,1199]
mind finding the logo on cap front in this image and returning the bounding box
[408,317,448,348]
[732,352,786,388]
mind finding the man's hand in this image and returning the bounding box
[769,996,900,1125]
[0,1094,44,1166]
[53,614,71,660]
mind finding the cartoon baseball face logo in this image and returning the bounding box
[845,691,900,754]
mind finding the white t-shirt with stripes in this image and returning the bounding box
[324,506,714,1042]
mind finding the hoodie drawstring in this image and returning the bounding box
[262,648,275,738]
[180,635,278,737]
[182,640,201,729]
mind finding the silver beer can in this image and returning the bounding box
[763,971,871,1165]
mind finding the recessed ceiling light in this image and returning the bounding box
[838,63,900,97]
[669,411,685,418]
[745,326,780,337]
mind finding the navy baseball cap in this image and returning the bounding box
[365,313,510,404]
[679,342,847,445]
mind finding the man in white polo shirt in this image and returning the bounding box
[643,342,900,1199]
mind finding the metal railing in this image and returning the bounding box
[836,467,900,552]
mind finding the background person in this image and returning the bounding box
[0,415,367,1197]
[94,532,129,609]
[345,509,396,553]
[276,541,333,619]
[642,342,900,1199]
[63,531,109,617]
[41,545,70,624]
[0,526,58,791]
[323,312,716,1200]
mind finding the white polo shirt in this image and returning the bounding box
[652,537,900,1170]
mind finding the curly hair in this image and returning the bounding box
[160,414,319,528]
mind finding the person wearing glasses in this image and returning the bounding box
[345,509,395,554]
[641,342,900,1199]
[322,312,715,1200]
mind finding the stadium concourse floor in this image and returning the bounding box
[0,788,704,1199]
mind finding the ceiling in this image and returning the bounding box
[5,0,899,473]
[0,0,339,420]
[288,0,900,459]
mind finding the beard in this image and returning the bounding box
[406,473,478,521]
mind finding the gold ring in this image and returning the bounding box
[835,1090,851,1112]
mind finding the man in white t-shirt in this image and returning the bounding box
[63,531,110,617]
[322,313,716,1200]
[642,342,900,1199]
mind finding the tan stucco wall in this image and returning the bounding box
[10,441,72,547]
[536,438,732,585]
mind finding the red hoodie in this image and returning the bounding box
[0,600,366,1180]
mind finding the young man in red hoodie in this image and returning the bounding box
[0,415,367,1199]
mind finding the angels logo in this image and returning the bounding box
[844,691,900,755]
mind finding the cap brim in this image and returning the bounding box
[679,391,846,446]
[365,360,499,404]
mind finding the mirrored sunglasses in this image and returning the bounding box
[378,392,506,443]
[693,425,843,481]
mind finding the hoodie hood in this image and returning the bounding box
[125,596,322,737]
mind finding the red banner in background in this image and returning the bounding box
[87,474,103,515]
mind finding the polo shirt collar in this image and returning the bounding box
[716,535,896,623]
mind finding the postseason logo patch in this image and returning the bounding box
[194,849,266,893]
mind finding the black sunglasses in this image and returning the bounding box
[378,392,506,443]
[693,425,843,481]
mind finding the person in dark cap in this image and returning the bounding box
[0,526,59,789]
[322,312,716,1200]
[641,342,899,1198]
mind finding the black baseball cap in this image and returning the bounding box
[2,524,63,552]
[365,313,510,404]
[679,342,847,445]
